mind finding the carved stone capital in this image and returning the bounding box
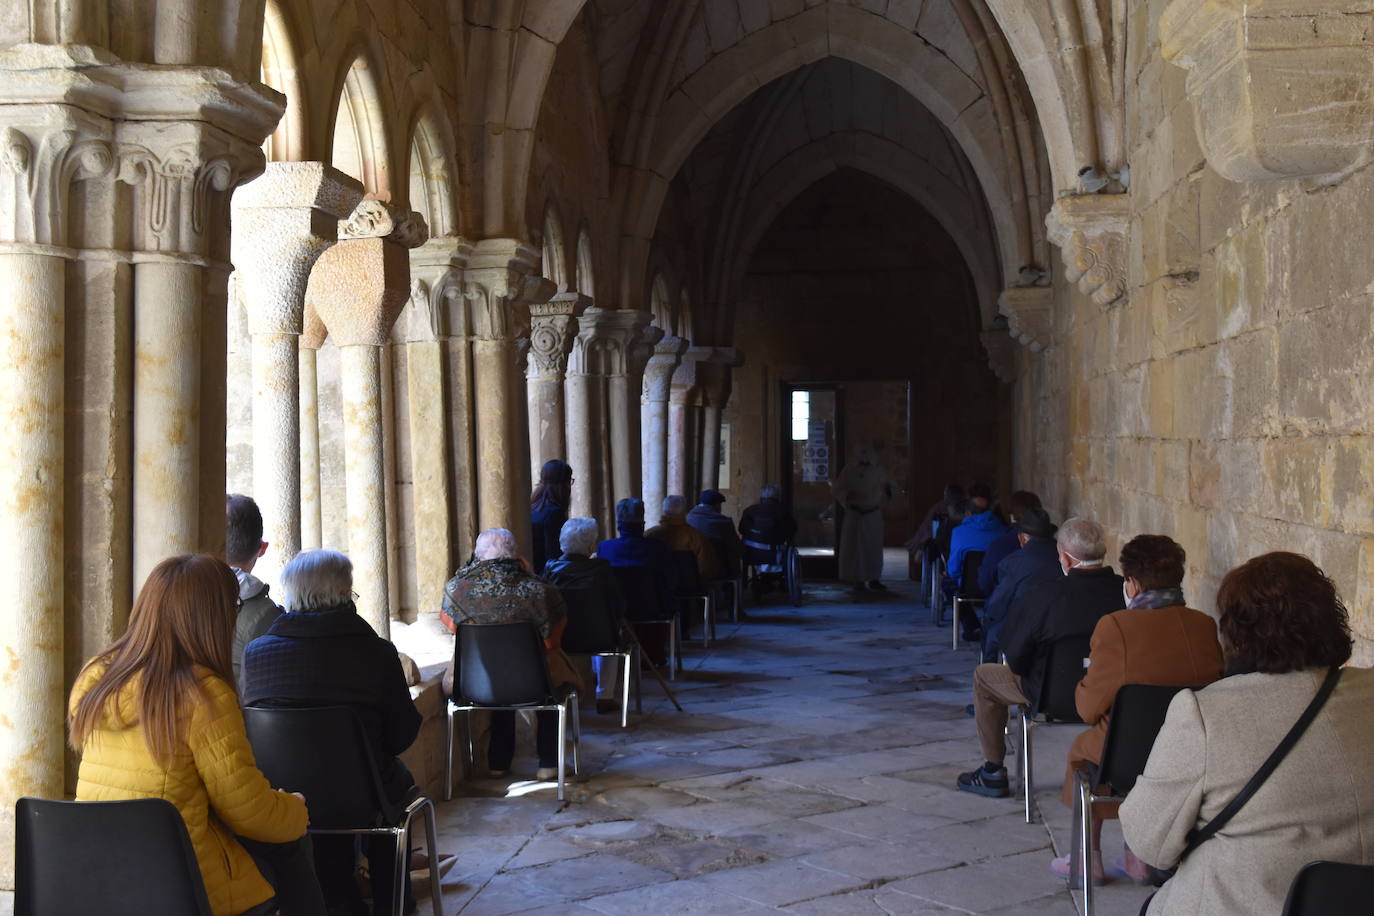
[998,287,1054,352]
[526,294,589,379]
[642,334,690,402]
[567,307,650,377]
[462,238,555,341]
[339,199,429,248]
[980,327,1019,383]
[305,236,412,347]
[1162,0,1374,184]
[407,236,473,340]
[230,162,364,335]
[1046,194,1129,307]
[116,119,266,255]
[0,105,113,247]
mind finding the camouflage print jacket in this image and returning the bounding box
[439,557,566,640]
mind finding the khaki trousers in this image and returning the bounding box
[973,662,1029,764]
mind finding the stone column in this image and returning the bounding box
[526,292,586,476]
[307,201,428,636]
[0,106,113,887]
[605,311,656,511]
[565,307,612,526]
[697,350,742,491]
[407,238,470,618]
[464,240,556,551]
[668,350,709,502]
[299,305,327,549]
[120,121,267,588]
[229,163,362,582]
[640,335,688,527]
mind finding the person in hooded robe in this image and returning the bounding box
[832,442,894,592]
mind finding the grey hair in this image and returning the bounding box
[1057,517,1106,563]
[760,484,780,500]
[559,517,599,556]
[661,494,688,518]
[475,527,519,560]
[281,549,353,612]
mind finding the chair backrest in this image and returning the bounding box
[668,550,705,594]
[560,586,621,654]
[1034,634,1092,721]
[936,518,955,559]
[612,564,669,620]
[454,620,554,707]
[958,550,986,598]
[1098,683,1196,795]
[15,796,214,916]
[1282,860,1374,915]
[242,704,397,828]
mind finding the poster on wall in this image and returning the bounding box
[719,422,732,483]
[801,419,829,482]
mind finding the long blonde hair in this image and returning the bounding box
[69,554,239,766]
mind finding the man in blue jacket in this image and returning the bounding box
[980,507,1062,661]
[946,484,1008,641]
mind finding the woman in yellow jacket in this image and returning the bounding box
[69,554,325,916]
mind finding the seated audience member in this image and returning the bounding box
[905,482,965,558]
[946,484,1010,642]
[1122,552,1374,915]
[1051,534,1224,882]
[977,490,1043,595]
[544,517,628,715]
[225,493,283,689]
[739,484,798,561]
[687,488,744,578]
[647,494,720,579]
[529,459,573,574]
[956,517,1123,798]
[981,507,1062,661]
[242,549,421,916]
[598,497,676,658]
[440,528,570,781]
[70,555,324,916]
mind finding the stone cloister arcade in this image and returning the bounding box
[4,0,1374,892]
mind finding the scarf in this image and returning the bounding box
[1127,586,1185,610]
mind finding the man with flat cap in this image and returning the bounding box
[980,506,1061,663]
[687,489,743,581]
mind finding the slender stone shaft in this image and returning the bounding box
[474,335,527,542]
[132,260,203,586]
[251,332,299,568]
[700,404,723,490]
[640,335,687,527]
[341,344,389,636]
[565,368,603,522]
[0,253,66,878]
[298,343,322,549]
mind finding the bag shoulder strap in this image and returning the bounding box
[1181,666,1343,858]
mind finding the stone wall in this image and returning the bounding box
[1016,3,1374,661]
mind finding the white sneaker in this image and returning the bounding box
[535,767,558,780]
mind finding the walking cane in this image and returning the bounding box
[619,619,684,712]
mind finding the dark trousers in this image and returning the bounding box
[488,709,559,770]
[311,762,417,915]
[240,835,327,916]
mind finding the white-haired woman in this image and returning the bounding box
[544,518,627,715]
[441,528,569,779]
[241,549,421,915]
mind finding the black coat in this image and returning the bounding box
[1000,565,1124,708]
[241,607,421,798]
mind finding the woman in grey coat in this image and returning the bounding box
[1121,552,1374,915]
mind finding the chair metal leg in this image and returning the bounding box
[735,577,742,622]
[668,618,679,680]
[465,710,476,782]
[633,645,643,714]
[570,696,582,775]
[391,823,408,916]
[1079,776,1095,915]
[700,596,711,649]
[444,705,455,802]
[1022,710,1034,823]
[420,800,443,916]
[952,598,961,650]
[556,704,567,801]
[620,650,631,728]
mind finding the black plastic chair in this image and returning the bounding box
[612,564,681,677]
[445,621,581,800]
[669,550,715,648]
[951,550,987,649]
[1282,860,1374,914]
[561,586,638,725]
[1076,683,1197,915]
[15,796,218,916]
[1016,634,1090,823]
[241,705,442,916]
